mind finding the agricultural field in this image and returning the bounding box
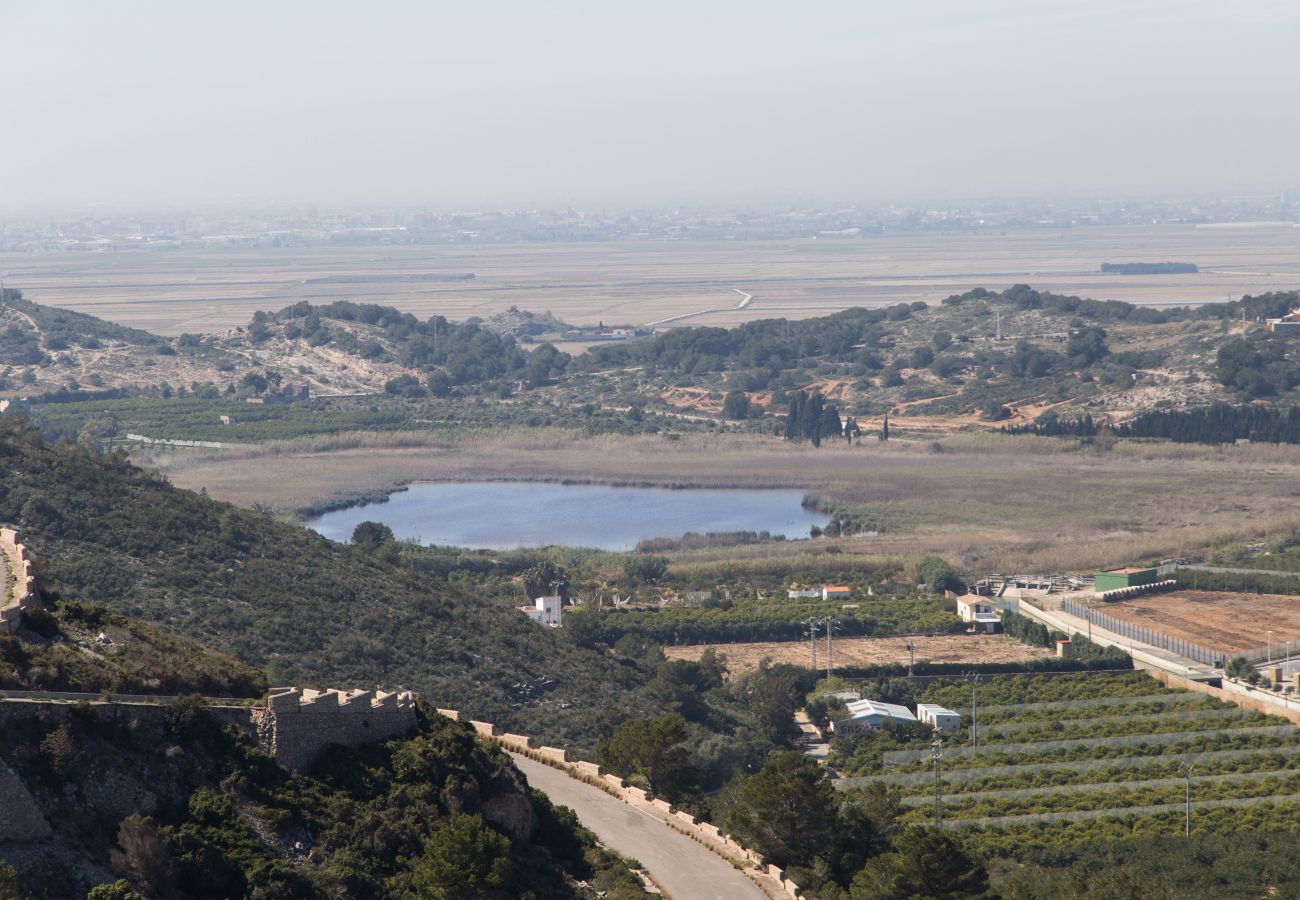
[665,633,1050,677]
[1101,590,1300,656]
[837,671,1300,858]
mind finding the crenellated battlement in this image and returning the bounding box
[255,686,418,771]
[1,527,40,635]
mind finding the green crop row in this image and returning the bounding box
[958,799,1300,859]
[887,729,1300,775]
[900,770,1300,823]
[920,671,1168,709]
[894,749,1300,798]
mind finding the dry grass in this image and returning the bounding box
[155,430,1300,575]
[664,634,1053,677]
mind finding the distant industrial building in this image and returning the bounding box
[916,703,962,733]
[832,699,917,734]
[520,595,563,627]
[1093,567,1158,593]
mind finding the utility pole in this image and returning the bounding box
[805,617,819,670]
[932,737,944,828]
[823,616,837,678]
[1087,598,1093,642]
[1269,630,1274,663]
[967,672,981,749]
[1184,763,1196,838]
[905,639,915,677]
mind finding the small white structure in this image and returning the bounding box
[832,699,917,734]
[1266,311,1300,334]
[788,588,821,599]
[954,593,1001,633]
[916,703,962,733]
[520,595,563,627]
[822,585,852,601]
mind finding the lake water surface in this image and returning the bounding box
[307,481,825,551]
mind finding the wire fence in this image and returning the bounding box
[842,746,1300,789]
[1059,599,1276,666]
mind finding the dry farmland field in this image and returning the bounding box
[664,633,1051,677]
[5,223,1300,334]
[1101,591,1300,655]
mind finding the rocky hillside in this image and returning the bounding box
[5,285,1300,435]
[0,696,644,898]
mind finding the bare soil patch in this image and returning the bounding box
[663,633,1052,677]
[1102,590,1300,654]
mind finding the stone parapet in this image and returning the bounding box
[1,527,39,635]
[259,686,417,771]
[428,704,804,899]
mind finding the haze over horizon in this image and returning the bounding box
[2,0,1299,214]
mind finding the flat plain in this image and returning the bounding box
[5,224,1300,334]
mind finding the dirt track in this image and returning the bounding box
[663,633,1051,677]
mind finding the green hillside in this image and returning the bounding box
[0,698,643,898]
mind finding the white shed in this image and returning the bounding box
[916,703,962,733]
[832,699,918,734]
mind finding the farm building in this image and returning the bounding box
[916,703,962,733]
[519,595,563,627]
[1266,311,1300,333]
[1094,567,1158,593]
[954,594,1002,633]
[832,699,917,734]
[788,587,822,599]
[822,585,852,601]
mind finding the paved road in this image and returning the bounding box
[510,753,765,900]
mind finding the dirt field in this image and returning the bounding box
[1103,591,1300,655]
[663,633,1052,677]
[5,224,1300,334]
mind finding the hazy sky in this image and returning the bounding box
[2,0,1298,212]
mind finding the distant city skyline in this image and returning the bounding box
[2,1,1299,213]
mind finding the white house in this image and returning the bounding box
[954,593,1001,633]
[788,588,821,599]
[520,595,563,627]
[916,703,962,733]
[832,699,917,734]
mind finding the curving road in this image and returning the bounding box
[510,753,766,900]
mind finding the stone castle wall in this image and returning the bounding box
[256,687,418,771]
[0,527,39,635]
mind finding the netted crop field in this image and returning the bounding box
[837,671,1300,855]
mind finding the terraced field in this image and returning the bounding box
[836,672,1300,856]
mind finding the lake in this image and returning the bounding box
[306,482,826,551]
